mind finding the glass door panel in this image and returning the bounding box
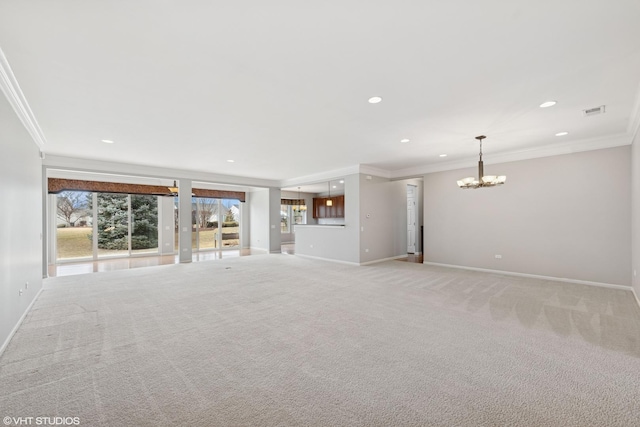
[131,195,159,255]
[221,199,240,248]
[195,197,219,250]
[55,191,92,260]
[96,193,130,258]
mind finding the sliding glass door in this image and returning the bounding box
[53,190,239,262]
[54,192,160,262]
[191,197,241,251]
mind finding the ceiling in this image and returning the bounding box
[2,1,640,185]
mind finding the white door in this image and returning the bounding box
[407,185,416,253]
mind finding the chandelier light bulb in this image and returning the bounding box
[457,136,506,189]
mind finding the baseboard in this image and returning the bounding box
[294,253,360,266]
[248,246,268,252]
[295,253,408,266]
[0,287,43,359]
[423,262,632,291]
[360,254,408,266]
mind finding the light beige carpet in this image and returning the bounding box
[1,254,639,426]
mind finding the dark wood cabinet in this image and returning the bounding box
[313,195,345,218]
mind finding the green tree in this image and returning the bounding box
[88,193,158,250]
[131,195,158,249]
[56,191,89,226]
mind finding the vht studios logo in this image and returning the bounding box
[3,417,80,426]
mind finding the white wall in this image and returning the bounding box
[0,93,43,354]
[424,146,631,286]
[632,131,640,294]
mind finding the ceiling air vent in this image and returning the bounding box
[582,105,605,117]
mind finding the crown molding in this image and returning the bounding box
[0,47,47,150]
[279,165,361,188]
[358,165,392,179]
[390,133,632,179]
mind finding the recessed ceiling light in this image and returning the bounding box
[539,101,557,108]
[400,139,410,143]
[439,154,447,157]
[332,185,337,189]
[226,159,235,163]
[101,139,114,144]
[368,96,382,104]
[339,180,344,184]
[555,132,569,136]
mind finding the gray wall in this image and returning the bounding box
[159,196,175,255]
[424,146,631,286]
[359,176,424,264]
[268,188,282,253]
[248,189,270,251]
[0,94,43,353]
[632,132,640,294]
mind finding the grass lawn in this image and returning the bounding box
[173,227,240,250]
[56,227,92,259]
[58,226,239,260]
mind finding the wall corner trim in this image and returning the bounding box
[632,287,640,311]
[0,48,47,150]
[0,287,44,359]
[628,81,640,140]
[423,262,633,291]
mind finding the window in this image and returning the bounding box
[281,204,290,233]
[281,203,306,233]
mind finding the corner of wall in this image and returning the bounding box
[631,129,640,296]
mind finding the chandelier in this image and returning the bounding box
[457,135,506,189]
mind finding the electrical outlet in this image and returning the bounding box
[19,289,23,296]
[365,249,369,253]
[495,254,502,259]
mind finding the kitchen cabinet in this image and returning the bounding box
[313,195,345,218]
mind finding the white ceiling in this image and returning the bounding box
[2,1,640,185]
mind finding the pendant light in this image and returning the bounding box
[457,136,506,189]
[326,181,333,206]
